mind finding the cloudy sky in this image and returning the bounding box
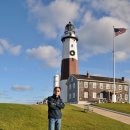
[0,0,130,104]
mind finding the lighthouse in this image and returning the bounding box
[60,22,78,102]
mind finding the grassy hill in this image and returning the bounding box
[94,103,130,114]
[0,103,130,130]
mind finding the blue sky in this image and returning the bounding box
[0,0,130,104]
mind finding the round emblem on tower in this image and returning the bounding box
[70,50,75,56]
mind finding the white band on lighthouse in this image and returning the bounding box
[62,38,78,60]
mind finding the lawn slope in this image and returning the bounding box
[94,103,130,114]
[0,103,130,130]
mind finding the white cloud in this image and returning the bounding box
[11,85,32,91]
[0,46,3,54]
[0,90,8,97]
[26,45,61,68]
[91,0,130,24]
[9,45,22,55]
[125,78,130,86]
[78,15,129,60]
[124,70,130,74]
[26,0,130,62]
[0,39,22,56]
[27,0,80,38]
[0,92,6,96]
[0,39,10,49]
[77,0,130,61]
[115,51,128,62]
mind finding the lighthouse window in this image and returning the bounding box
[65,31,68,34]
[71,44,73,47]
[62,39,65,42]
[70,50,75,56]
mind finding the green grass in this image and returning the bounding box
[94,103,130,114]
[0,103,130,130]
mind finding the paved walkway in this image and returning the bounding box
[72,104,130,125]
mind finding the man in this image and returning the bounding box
[48,87,65,130]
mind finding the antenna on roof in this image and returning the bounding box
[86,71,90,78]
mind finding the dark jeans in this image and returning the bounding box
[48,118,61,130]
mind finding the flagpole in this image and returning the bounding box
[112,26,116,103]
[111,27,126,103]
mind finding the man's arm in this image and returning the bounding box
[56,99,65,109]
[48,97,58,110]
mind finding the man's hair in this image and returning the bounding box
[54,87,61,91]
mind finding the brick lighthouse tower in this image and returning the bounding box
[60,22,78,102]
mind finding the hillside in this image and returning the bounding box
[0,103,130,130]
[94,103,130,114]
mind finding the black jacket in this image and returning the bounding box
[48,94,65,119]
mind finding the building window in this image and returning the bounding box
[84,82,88,88]
[100,93,103,98]
[112,84,116,90]
[120,94,122,99]
[125,94,128,100]
[69,84,71,90]
[73,92,75,98]
[112,84,114,90]
[71,77,73,82]
[79,80,82,85]
[93,82,96,89]
[69,93,71,99]
[93,92,96,98]
[124,85,128,91]
[106,84,110,89]
[73,83,75,89]
[119,85,122,90]
[100,83,103,89]
[84,92,88,98]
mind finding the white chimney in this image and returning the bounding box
[54,74,60,88]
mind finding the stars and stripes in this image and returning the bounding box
[114,28,126,36]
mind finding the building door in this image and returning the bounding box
[102,91,109,101]
[100,93,103,98]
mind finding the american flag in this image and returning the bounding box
[114,28,126,36]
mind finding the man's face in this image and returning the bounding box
[54,88,61,97]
